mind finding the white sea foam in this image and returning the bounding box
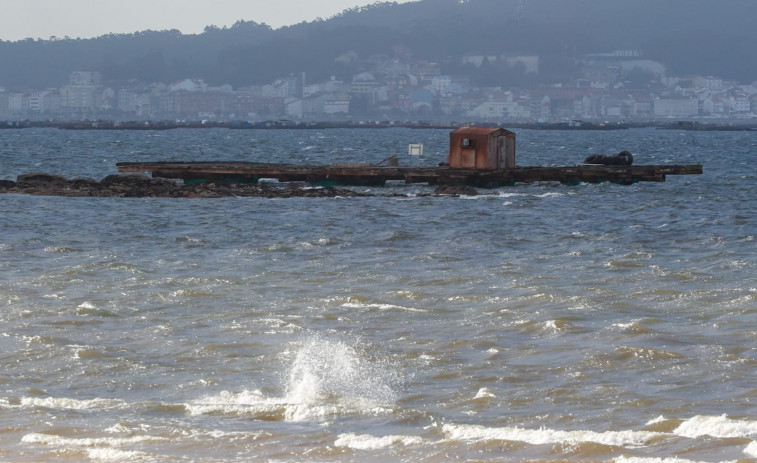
[341,302,428,313]
[104,423,131,434]
[22,432,166,447]
[543,320,562,334]
[186,389,284,418]
[614,457,735,463]
[744,440,757,457]
[442,423,659,447]
[297,238,331,247]
[673,415,757,438]
[334,432,423,450]
[22,433,159,462]
[474,388,496,399]
[613,322,636,330]
[646,416,667,425]
[20,397,126,410]
[86,447,149,461]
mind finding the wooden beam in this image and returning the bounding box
[116,161,702,187]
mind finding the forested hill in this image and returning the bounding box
[1,0,756,89]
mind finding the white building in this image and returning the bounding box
[0,92,8,118]
[468,101,507,119]
[654,98,699,117]
[431,75,452,93]
[694,76,724,91]
[60,71,103,112]
[8,93,28,113]
[61,85,98,111]
[284,97,303,118]
[28,90,61,113]
[323,99,350,114]
[468,100,530,120]
[731,95,751,114]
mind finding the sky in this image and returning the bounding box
[0,0,415,42]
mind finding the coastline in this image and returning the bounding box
[2,119,756,131]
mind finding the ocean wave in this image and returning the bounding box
[673,414,757,439]
[744,440,757,457]
[43,246,82,253]
[473,387,496,400]
[341,301,428,313]
[22,432,166,448]
[611,321,654,335]
[186,388,395,423]
[614,346,685,362]
[186,390,286,421]
[442,423,660,447]
[615,457,736,463]
[22,432,161,462]
[334,432,423,450]
[20,396,127,410]
[86,447,150,462]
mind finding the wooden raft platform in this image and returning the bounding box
[116,161,703,187]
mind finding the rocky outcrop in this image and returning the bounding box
[433,184,479,196]
[1,173,487,198]
[0,173,367,198]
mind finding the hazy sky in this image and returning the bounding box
[0,0,415,42]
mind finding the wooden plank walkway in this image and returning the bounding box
[116,161,703,187]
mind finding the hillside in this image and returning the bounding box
[1,0,755,89]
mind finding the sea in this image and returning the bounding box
[0,126,755,463]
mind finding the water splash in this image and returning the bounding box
[284,335,400,408]
[185,336,401,422]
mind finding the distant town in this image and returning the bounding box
[2,49,756,124]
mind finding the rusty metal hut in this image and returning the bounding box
[448,127,516,169]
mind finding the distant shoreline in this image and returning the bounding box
[2,120,756,131]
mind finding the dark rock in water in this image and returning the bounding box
[100,173,174,188]
[434,185,479,196]
[68,177,99,191]
[17,172,69,187]
[99,174,182,197]
[14,173,70,195]
[64,177,100,197]
[584,150,634,166]
[1,172,369,199]
[0,179,16,191]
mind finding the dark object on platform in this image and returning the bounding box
[584,151,634,166]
